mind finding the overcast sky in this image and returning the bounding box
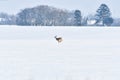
[0,0,119,17]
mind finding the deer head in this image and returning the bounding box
[54,35,63,43]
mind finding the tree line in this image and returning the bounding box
[0,4,118,26]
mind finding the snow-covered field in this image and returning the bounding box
[0,25,120,80]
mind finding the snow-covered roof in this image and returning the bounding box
[87,20,96,25]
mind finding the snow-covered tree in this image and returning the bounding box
[16,5,73,26]
[0,13,16,25]
[74,10,82,26]
[103,17,113,26]
[112,18,120,26]
[95,4,113,26]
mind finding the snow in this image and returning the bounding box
[87,20,96,25]
[0,25,120,80]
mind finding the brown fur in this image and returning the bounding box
[54,36,63,43]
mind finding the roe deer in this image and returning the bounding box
[54,35,63,43]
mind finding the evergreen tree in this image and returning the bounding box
[74,10,82,26]
[103,17,113,26]
[95,4,113,26]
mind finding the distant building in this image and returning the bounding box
[87,19,96,26]
[0,17,6,22]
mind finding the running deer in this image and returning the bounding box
[54,35,63,43]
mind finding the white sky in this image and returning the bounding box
[0,0,119,18]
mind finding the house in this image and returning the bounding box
[87,19,96,26]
